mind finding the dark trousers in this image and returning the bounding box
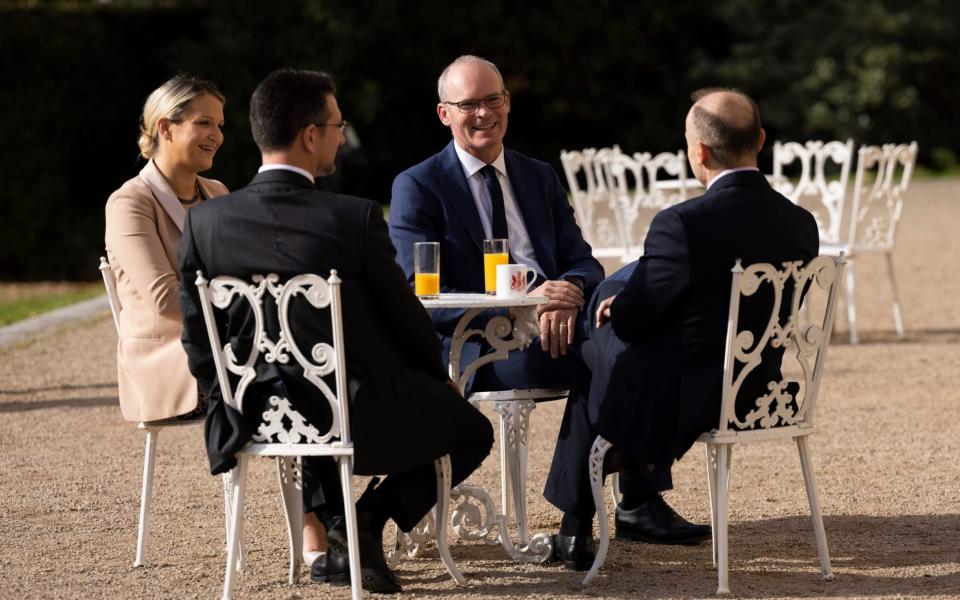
[303,393,494,532]
[543,351,672,518]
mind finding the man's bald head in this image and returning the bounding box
[687,88,762,168]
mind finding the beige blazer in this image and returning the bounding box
[105,160,228,422]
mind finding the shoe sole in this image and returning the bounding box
[615,529,711,545]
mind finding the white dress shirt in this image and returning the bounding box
[452,143,545,278]
[706,166,760,190]
[258,163,316,182]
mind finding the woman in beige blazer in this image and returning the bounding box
[105,75,227,423]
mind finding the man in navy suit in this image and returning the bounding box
[388,55,604,392]
[542,89,819,570]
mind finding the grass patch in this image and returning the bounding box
[0,284,103,326]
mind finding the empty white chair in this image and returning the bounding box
[561,146,630,260]
[772,140,855,245]
[195,270,463,599]
[583,255,845,593]
[821,142,918,343]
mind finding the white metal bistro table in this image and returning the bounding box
[387,292,555,566]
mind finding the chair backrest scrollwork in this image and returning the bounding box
[195,270,351,446]
[772,139,854,245]
[561,145,629,258]
[718,256,845,434]
[847,142,918,252]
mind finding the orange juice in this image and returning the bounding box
[415,272,440,297]
[484,252,509,293]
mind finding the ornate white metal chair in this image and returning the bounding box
[596,149,698,262]
[821,142,918,343]
[195,270,464,599]
[772,139,854,247]
[99,256,240,569]
[582,255,846,593]
[561,146,636,261]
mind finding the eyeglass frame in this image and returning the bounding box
[441,91,510,115]
[310,119,349,134]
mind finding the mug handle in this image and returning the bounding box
[524,267,537,293]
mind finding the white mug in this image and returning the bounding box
[496,264,537,298]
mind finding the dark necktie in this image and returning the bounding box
[481,165,509,240]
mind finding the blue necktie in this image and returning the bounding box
[481,165,509,240]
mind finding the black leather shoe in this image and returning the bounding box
[549,534,596,571]
[309,550,350,586]
[324,513,402,591]
[615,495,711,545]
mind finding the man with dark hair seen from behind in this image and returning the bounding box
[178,68,493,593]
[542,89,819,570]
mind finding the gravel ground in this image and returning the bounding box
[1,178,958,599]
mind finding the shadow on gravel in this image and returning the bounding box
[401,514,960,598]
[0,382,115,394]
[0,395,115,412]
[831,327,960,345]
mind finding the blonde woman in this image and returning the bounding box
[105,75,227,423]
[104,75,329,568]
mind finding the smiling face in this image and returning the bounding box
[437,61,509,164]
[162,93,224,173]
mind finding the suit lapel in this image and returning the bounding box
[139,160,186,232]
[435,141,486,251]
[505,150,557,276]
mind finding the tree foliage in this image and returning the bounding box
[1,0,957,279]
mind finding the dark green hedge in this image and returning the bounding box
[2,0,957,279]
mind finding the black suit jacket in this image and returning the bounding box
[179,169,458,475]
[584,171,819,464]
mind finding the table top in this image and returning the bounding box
[420,293,547,309]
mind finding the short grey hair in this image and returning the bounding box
[437,55,505,102]
[689,87,762,167]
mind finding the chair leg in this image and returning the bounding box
[796,436,834,581]
[885,251,905,338]
[338,456,363,600]
[582,436,612,586]
[705,444,719,567]
[609,472,622,507]
[715,444,733,595]
[434,455,466,584]
[222,456,248,600]
[221,472,243,572]
[133,428,158,567]
[844,259,859,344]
[277,457,304,585]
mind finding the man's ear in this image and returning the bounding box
[437,103,452,126]
[757,127,767,153]
[697,140,710,167]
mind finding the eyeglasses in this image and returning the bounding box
[312,120,349,134]
[442,91,509,115]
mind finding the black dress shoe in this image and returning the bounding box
[549,534,596,571]
[615,495,711,545]
[309,550,350,586]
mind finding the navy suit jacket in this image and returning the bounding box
[582,171,819,464]
[388,141,604,374]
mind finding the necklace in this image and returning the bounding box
[177,180,202,205]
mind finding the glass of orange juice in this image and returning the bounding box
[414,241,440,298]
[483,238,509,294]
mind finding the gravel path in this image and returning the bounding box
[1,179,958,599]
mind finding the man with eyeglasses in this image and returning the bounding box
[389,54,604,395]
[179,68,493,593]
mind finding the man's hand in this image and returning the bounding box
[532,279,585,314]
[539,307,579,359]
[595,295,617,328]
